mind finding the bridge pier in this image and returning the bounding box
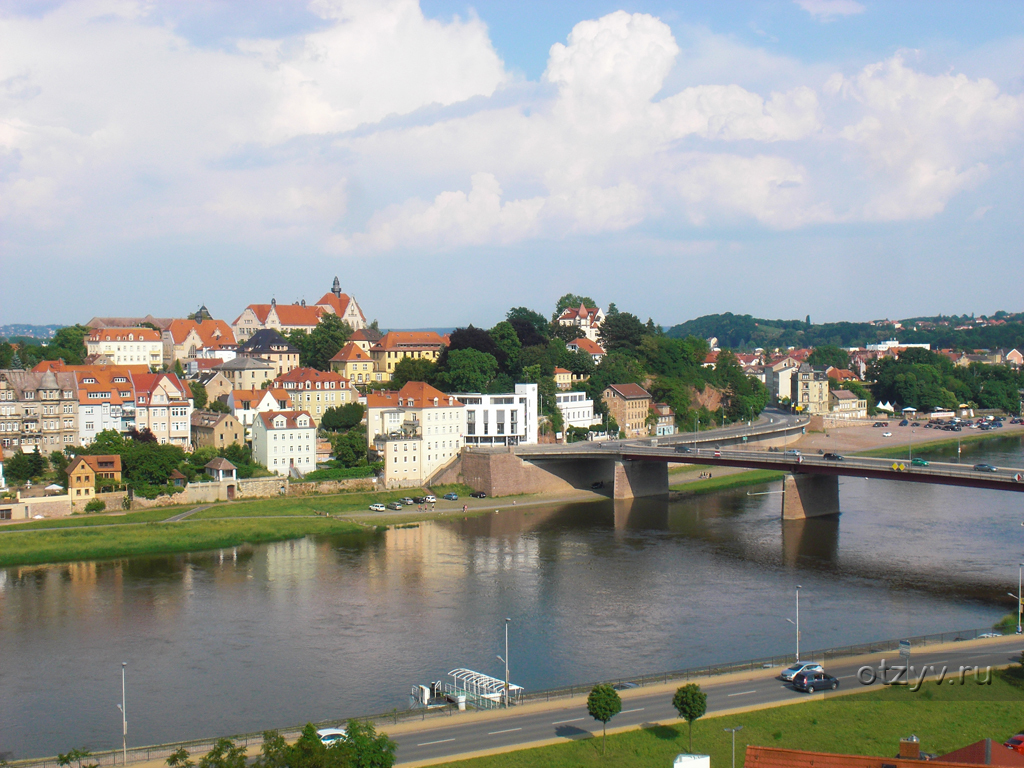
[613,460,669,499]
[782,474,840,519]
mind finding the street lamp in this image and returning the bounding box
[723,726,744,768]
[115,662,127,765]
[694,415,698,453]
[909,429,915,463]
[785,586,802,661]
[1009,564,1024,635]
[496,618,511,707]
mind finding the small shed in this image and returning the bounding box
[204,458,237,482]
[170,469,188,487]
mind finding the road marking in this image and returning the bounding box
[552,717,585,725]
[620,707,645,714]
[727,690,757,697]
[837,675,856,679]
[417,738,456,746]
[488,727,523,735]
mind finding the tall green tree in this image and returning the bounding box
[506,307,549,337]
[599,312,646,352]
[586,683,622,754]
[489,321,522,374]
[807,345,850,370]
[435,349,498,393]
[554,293,596,319]
[252,732,288,768]
[198,739,246,768]
[190,380,209,410]
[321,402,365,432]
[308,314,353,370]
[3,452,32,484]
[673,683,707,754]
[389,356,437,389]
[339,720,397,768]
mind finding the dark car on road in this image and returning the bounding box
[470,491,487,498]
[899,419,909,426]
[973,463,998,472]
[674,445,692,453]
[412,496,427,504]
[822,453,844,461]
[792,670,840,693]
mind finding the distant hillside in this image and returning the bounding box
[0,324,62,340]
[666,312,1024,352]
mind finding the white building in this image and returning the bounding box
[227,388,291,439]
[866,339,931,352]
[456,383,538,446]
[133,373,192,447]
[75,369,135,445]
[555,391,601,431]
[251,410,316,476]
[557,304,605,343]
[86,328,164,368]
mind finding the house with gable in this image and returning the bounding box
[369,332,450,381]
[237,329,300,377]
[250,410,316,477]
[312,277,367,330]
[567,337,606,364]
[273,367,351,425]
[225,388,291,439]
[162,313,236,368]
[330,342,377,384]
[86,328,163,368]
[133,373,192,446]
[232,299,325,342]
[557,303,605,342]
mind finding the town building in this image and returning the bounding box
[251,410,316,476]
[567,337,606,364]
[0,369,80,454]
[86,328,163,368]
[205,457,237,482]
[192,370,233,404]
[237,329,300,377]
[329,342,377,384]
[602,383,652,437]
[829,389,868,419]
[75,368,135,445]
[273,368,351,425]
[225,388,291,439]
[191,411,244,450]
[214,357,276,391]
[162,315,236,368]
[349,328,383,352]
[232,278,366,341]
[650,402,676,436]
[553,367,572,390]
[557,303,605,343]
[132,373,193,446]
[455,384,538,446]
[369,332,449,381]
[791,364,831,415]
[65,455,98,502]
[366,382,465,488]
[555,391,601,432]
[766,356,802,404]
[311,277,367,330]
[86,315,173,331]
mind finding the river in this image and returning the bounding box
[1,435,1022,758]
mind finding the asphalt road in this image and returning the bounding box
[387,636,1024,765]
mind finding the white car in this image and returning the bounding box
[424,495,437,503]
[317,727,348,745]
[780,662,824,682]
[882,432,892,437]
[368,503,386,512]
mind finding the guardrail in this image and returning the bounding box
[8,624,1014,768]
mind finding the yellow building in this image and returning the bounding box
[602,383,652,438]
[330,342,377,385]
[273,368,352,425]
[369,332,449,381]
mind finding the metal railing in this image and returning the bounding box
[7,624,1012,768]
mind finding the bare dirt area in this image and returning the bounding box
[788,419,1024,455]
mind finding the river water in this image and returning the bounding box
[1,435,1022,758]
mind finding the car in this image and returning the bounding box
[399,497,414,505]
[612,681,639,690]
[785,449,801,456]
[386,501,404,511]
[973,463,998,472]
[822,453,844,461]
[899,419,909,426]
[674,445,692,453]
[882,432,892,437]
[424,495,437,503]
[470,491,487,498]
[873,422,884,427]
[911,458,929,466]
[977,632,1001,639]
[412,496,427,504]
[317,727,348,745]
[369,503,386,512]
[443,492,459,501]
[780,662,823,682]
[792,670,839,693]
[1004,733,1024,749]
[911,422,921,427]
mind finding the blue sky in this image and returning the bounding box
[1,1,1022,329]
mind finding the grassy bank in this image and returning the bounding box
[0,517,370,568]
[856,430,1023,459]
[670,469,784,495]
[194,491,416,519]
[2,507,186,530]
[431,666,1024,768]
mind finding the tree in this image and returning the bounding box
[673,683,707,753]
[252,732,288,768]
[29,447,46,477]
[321,402,365,432]
[166,748,194,768]
[4,452,33,484]
[489,321,522,374]
[435,349,498,393]
[807,345,850,370]
[174,359,185,378]
[198,739,246,768]
[389,356,437,389]
[190,380,209,410]
[586,683,622,754]
[332,427,368,468]
[50,450,69,482]
[286,724,332,768]
[309,314,353,370]
[209,399,231,414]
[554,293,596,319]
[339,720,397,768]
[58,749,95,768]
[506,307,549,338]
[599,312,646,352]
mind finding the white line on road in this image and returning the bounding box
[727,690,757,697]
[620,707,645,714]
[488,728,523,735]
[552,717,585,725]
[417,738,456,747]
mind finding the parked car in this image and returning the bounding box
[780,662,823,682]
[792,670,839,693]
[470,491,487,498]
[882,432,892,437]
[911,458,929,466]
[368,503,386,512]
[822,453,844,461]
[612,681,639,691]
[399,497,415,505]
[977,632,1002,639]
[911,422,921,427]
[424,495,437,503]
[873,422,883,427]
[443,492,459,501]
[973,463,998,472]
[899,419,909,426]
[1004,733,1024,749]
[412,496,427,504]
[386,501,404,510]
[318,727,348,745]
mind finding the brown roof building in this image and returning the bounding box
[602,383,652,438]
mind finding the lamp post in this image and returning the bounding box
[909,429,915,463]
[723,726,744,768]
[1010,564,1024,635]
[785,585,802,661]
[496,618,511,707]
[115,662,126,765]
[694,415,698,453]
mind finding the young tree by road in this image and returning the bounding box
[197,739,246,768]
[673,683,707,754]
[586,683,622,754]
[340,720,398,768]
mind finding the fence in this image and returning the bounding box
[7,623,1010,768]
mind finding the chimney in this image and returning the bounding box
[898,735,920,760]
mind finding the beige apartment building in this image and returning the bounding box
[0,369,80,454]
[602,383,652,438]
[791,364,831,415]
[133,373,192,447]
[86,328,163,368]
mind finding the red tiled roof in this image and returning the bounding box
[558,304,601,322]
[256,410,315,430]
[131,372,189,400]
[371,331,449,351]
[273,367,348,388]
[166,319,236,347]
[314,292,365,325]
[330,342,373,363]
[554,367,571,375]
[745,745,1001,768]
[568,337,605,355]
[941,739,1024,765]
[366,381,462,409]
[236,303,325,328]
[88,328,162,342]
[605,383,651,400]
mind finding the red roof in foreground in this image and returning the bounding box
[745,743,1024,768]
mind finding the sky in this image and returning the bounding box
[1,0,1022,330]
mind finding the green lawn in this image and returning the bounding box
[2,507,185,529]
[670,470,784,495]
[430,667,1024,768]
[193,490,419,519]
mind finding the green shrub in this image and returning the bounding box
[84,499,106,513]
[297,465,377,482]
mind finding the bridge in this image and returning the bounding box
[509,421,1024,519]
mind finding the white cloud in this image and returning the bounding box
[794,0,866,21]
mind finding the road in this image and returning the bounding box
[385,636,1023,765]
